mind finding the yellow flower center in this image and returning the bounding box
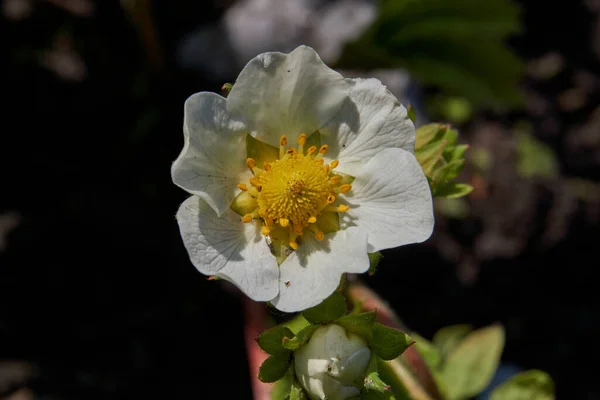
[236,134,352,250]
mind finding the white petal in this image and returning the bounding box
[321,78,415,175]
[271,227,368,312]
[171,92,251,216]
[343,148,434,252]
[176,196,279,302]
[227,45,349,147]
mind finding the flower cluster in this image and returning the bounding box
[171,45,433,312]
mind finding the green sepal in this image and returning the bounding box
[305,131,322,151]
[414,138,448,175]
[371,323,414,361]
[432,159,465,183]
[444,144,469,163]
[257,326,295,356]
[259,354,292,383]
[335,311,377,343]
[364,355,392,393]
[302,291,346,324]
[290,380,308,400]
[433,182,474,198]
[282,324,320,351]
[230,191,258,216]
[407,104,416,124]
[317,211,340,234]
[246,134,279,167]
[221,82,233,97]
[415,123,447,149]
[368,252,383,276]
[271,367,294,400]
[490,369,554,400]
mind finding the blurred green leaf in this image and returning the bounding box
[441,324,505,400]
[411,333,442,370]
[290,380,308,400]
[257,326,295,356]
[302,291,346,324]
[490,370,555,400]
[272,367,294,400]
[515,132,559,178]
[337,0,524,109]
[432,324,472,360]
[433,183,474,198]
[259,354,292,383]
[371,323,414,360]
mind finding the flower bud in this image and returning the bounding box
[294,324,371,400]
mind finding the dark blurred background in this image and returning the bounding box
[1,0,599,399]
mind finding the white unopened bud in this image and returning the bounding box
[294,324,371,400]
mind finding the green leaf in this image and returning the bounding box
[433,183,474,198]
[290,381,308,400]
[282,324,320,351]
[335,311,377,342]
[490,370,555,400]
[444,144,469,163]
[432,324,472,361]
[441,324,505,400]
[302,291,346,324]
[259,354,292,383]
[368,252,383,276]
[246,134,279,167]
[371,323,414,360]
[257,326,295,356]
[364,355,392,393]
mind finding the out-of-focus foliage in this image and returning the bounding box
[490,370,555,400]
[414,123,473,198]
[515,125,560,178]
[337,0,524,109]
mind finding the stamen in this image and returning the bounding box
[330,160,339,169]
[246,158,256,170]
[319,144,328,154]
[337,204,350,212]
[261,226,271,236]
[297,133,307,154]
[314,229,324,241]
[237,183,248,191]
[339,184,352,194]
[308,216,317,224]
[279,135,287,159]
[289,240,299,250]
[259,208,268,218]
[242,214,253,223]
[329,176,340,184]
[279,218,289,227]
[307,145,317,156]
[327,195,336,204]
[249,177,260,187]
[263,162,272,171]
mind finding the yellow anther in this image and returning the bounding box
[329,176,340,184]
[314,230,324,241]
[246,158,256,169]
[259,208,268,218]
[280,135,288,147]
[265,218,274,227]
[297,133,307,146]
[263,162,272,171]
[286,148,296,155]
[319,144,328,154]
[323,165,330,174]
[307,145,317,155]
[279,218,289,227]
[261,226,271,236]
[308,216,317,224]
[327,195,336,204]
[337,204,350,212]
[330,160,339,169]
[339,184,352,194]
[289,240,299,250]
[237,183,248,191]
[249,177,260,187]
[316,158,324,165]
[242,214,253,223]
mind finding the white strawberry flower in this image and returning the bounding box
[172,45,433,312]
